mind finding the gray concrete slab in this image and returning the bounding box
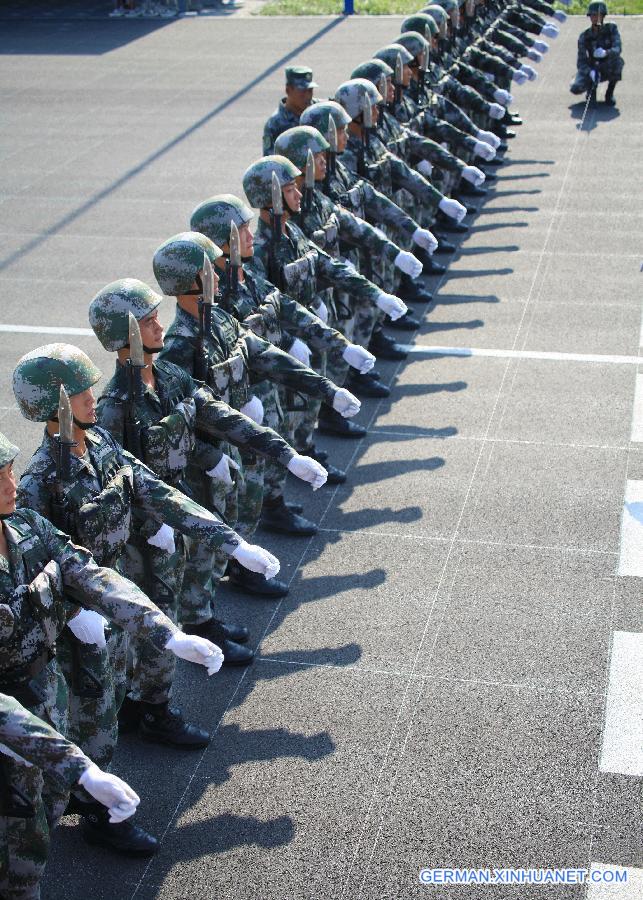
[0,8,641,900]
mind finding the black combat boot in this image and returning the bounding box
[317,405,367,438]
[227,559,289,597]
[387,310,421,331]
[299,442,346,484]
[368,326,408,361]
[397,273,433,303]
[348,371,391,399]
[262,495,318,535]
[79,803,159,857]
[139,702,211,748]
[604,80,617,105]
[183,617,254,665]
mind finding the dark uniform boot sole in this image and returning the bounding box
[81,821,160,857]
[261,509,318,536]
[228,567,290,598]
[317,417,367,439]
[348,375,391,399]
[139,724,211,749]
[387,315,421,331]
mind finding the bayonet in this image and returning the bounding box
[267,171,284,289]
[128,310,145,368]
[324,117,337,191]
[51,385,76,528]
[195,253,214,382]
[226,219,241,298]
[394,53,404,106]
[302,148,315,212]
[123,313,145,458]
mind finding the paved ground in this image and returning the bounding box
[1,9,641,900]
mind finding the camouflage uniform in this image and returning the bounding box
[262,66,319,153]
[571,21,623,94]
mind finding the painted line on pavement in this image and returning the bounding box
[631,374,643,442]
[0,324,93,336]
[599,631,643,777]
[587,863,643,899]
[618,481,643,577]
[399,344,643,366]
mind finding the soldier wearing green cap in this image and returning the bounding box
[571,2,623,105]
[262,65,319,154]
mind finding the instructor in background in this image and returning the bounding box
[570,2,624,106]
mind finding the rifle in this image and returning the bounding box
[224,219,241,301]
[417,45,430,110]
[302,148,315,214]
[50,384,76,534]
[357,94,373,178]
[324,116,337,193]
[123,312,146,459]
[195,252,215,383]
[393,52,404,108]
[266,170,285,291]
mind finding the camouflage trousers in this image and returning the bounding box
[261,382,290,504]
[293,347,327,453]
[56,624,127,804]
[0,662,69,900]
[570,57,624,93]
[180,446,241,625]
[120,537,185,705]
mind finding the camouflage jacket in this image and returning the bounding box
[405,82,480,152]
[322,156,419,242]
[0,509,179,688]
[159,304,337,408]
[463,42,516,83]
[262,99,319,154]
[217,263,349,355]
[379,107,465,176]
[487,22,533,56]
[251,217,383,310]
[0,692,89,782]
[16,427,241,564]
[96,358,296,485]
[576,24,623,77]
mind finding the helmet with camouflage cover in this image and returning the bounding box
[300,100,352,134]
[587,1,607,14]
[401,13,438,39]
[242,155,301,209]
[153,231,222,297]
[335,79,383,121]
[274,126,330,172]
[394,31,430,62]
[434,0,459,25]
[190,195,253,248]
[422,5,448,37]
[374,43,414,71]
[13,344,102,422]
[0,433,19,469]
[89,278,162,352]
[351,59,393,86]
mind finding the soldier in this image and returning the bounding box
[91,279,327,679]
[1,691,140,900]
[570,2,623,106]
[13,346,277,852]
[263,65,319,154]
[0,429,225,877]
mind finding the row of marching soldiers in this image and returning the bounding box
[0,0,571,896]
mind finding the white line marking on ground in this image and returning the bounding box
[631,375,643,442]
[639,305,643,348]
[399,344,643,365]
[618,481,643,577]
[599,631,643,777]
[0,324,93,336]
[587,863,643,899]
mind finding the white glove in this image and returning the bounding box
[412,227,439,254]
[493,88,512,106]
[315,299,329,323]
[165,631,224,676]
[231,539,280,579]
[394,250,423,279]
[483,71,495,83]
[332,388,361,418]
[67,609,108,648]
[520,63,538,81]
[288,337,311,367]
[488,102,505,120]
[146,522,176,554]
[416,159,433,177]
[206,453,241,487]
[376,291,408,322]
[477,128,501,149]
[593,47,607,59]
[512,68,528,84]
[589,68,599,83]
[78,764,140,824]
[553,9,567,22]
[240,394,264,425]
[462,165,486,187]
[533,39,549,54]
[438,197,467,223]
[527,48,543,63]
[342,343,375,374]
[473,139,496,161]
[287,454,328,491]
[541,23,559,38]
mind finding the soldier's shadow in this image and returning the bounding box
[568,100,620,131]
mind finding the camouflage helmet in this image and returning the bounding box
[374,43,414,71]
[351,59,393,86]
[394,32,430,61]
[300,100,352,133]
[190,194,253,247]
[422,4,448,36]
[335,79,383,121]
[242,155,301,209]
[89,278,162,352]
[153,231,222,297]
[274,126,330,171]
[401,13,438,38]
[587,1,607,14]
[13,344,102,422]
[435,0,458,14]
[0,433,19,469]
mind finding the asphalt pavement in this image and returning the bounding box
[0,9,641,900]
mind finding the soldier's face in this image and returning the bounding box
[139,310,164,351]
[286,85,314,115]
[371,103,380,125]
[0,462,17,516]
[385,78,395,103]
[402,64,413,87]
[313,151,327,180]
[238,222,254,257]
[70,388,96,425]
[282,182,302,213]
[337,126,348,152]
[590,12,600,24]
